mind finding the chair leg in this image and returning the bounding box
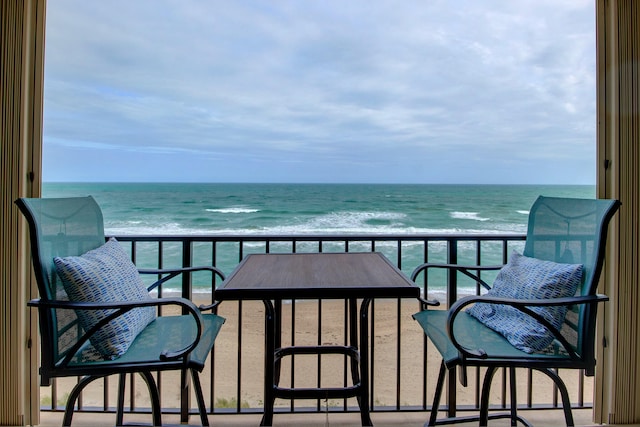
[428,363,534,427]
[139,371,162,427]
[479,367,533,427]
[180,368,191,424]
[536,368,575,427]
[191,369,210,427]
[62,375,105,426]
[479,366,498,427]
[427,361,447,427]
[116,373,126,426]
[509,367,518,427]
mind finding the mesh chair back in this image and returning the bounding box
[16,197,106,376]
[523,196,619,367]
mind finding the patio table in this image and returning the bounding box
[215,252,420,426]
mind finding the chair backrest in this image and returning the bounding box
[523,196,619,369]
[16,196,106,378]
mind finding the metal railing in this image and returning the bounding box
[40,233,594,419]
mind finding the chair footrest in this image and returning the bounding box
[428,412,533,427]
[275,345,359,359]
[273,384,361,400]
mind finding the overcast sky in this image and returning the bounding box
[43,1,596,184]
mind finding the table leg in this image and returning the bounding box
[261,300,276,427]
[348,299,360,388]
[274,299,283,385]
[359,298,374,426]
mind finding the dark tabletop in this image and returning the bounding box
[215,252,420,301]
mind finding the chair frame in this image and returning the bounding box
[16,196,226,426]
[412,196,620,426]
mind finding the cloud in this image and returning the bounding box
[43,0,596,184]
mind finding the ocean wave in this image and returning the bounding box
[309,211,406,227]
[105,223,526,236]
[206,207,260,214]
[450,211,490,221]
[517,210,529,215]
[105,222,190,235]
[104,209,526,236]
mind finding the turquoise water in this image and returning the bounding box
[42,183,595,294]
[43,183,594,236]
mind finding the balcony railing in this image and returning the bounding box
[39,233,593,420]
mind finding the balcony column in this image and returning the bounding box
[595,0,640,423]
[0,0,46,425]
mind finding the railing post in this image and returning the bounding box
[45,233,565,421]
[181,239,193,424]
[446,239,458,418]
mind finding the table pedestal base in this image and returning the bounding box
[261,298,373,426]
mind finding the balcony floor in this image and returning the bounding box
[37,408,624,426]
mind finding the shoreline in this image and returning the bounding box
[152,289,479,304]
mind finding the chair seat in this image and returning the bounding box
[413,309,567,368]
[69,313,225,370]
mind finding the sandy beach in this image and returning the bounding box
[44,296,592,417]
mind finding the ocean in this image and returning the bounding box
[42,183,595,236]
[42,183,595,294]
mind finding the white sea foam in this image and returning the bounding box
[450,211,490,221]
[106,222,191,235]
[106,223,523,236]
[260,211,410,235]
[206,207,260,214]
[308,211,406,228]
[104,210,524,236]
[517,210,529,215]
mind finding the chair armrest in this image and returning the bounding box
[446,294,609,360]
[139,266,226,311]
[139,265,226,292]
[417,296,441,309]
[198,300,222,311]
[410,262,504,292]
[29,296,206,365]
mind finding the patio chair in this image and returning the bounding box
[16,196,226,426]
[412,196,620,426]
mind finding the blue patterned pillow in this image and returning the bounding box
[467,251,583,353]
[54,238,156,359]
